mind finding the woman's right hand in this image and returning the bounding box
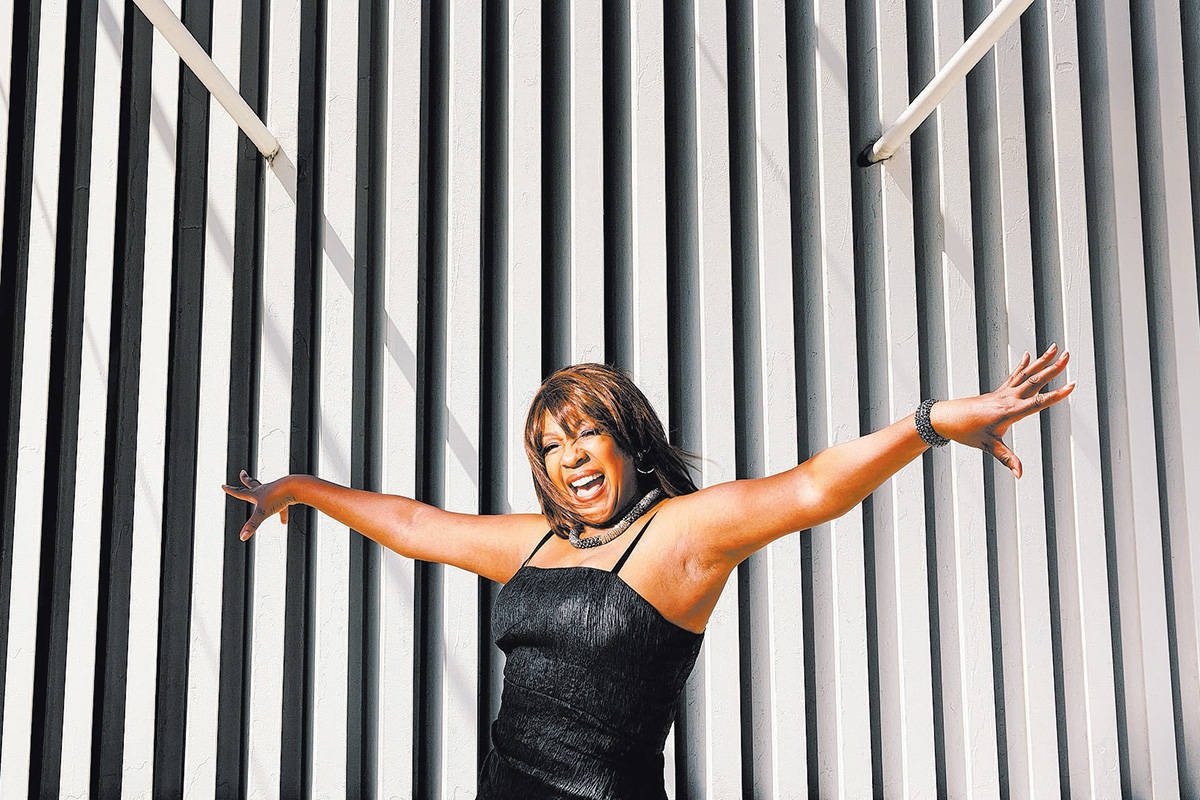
[221,469,297,541]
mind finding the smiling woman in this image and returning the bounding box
[222,353,1073,799]
[523,363,698,538]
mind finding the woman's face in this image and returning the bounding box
[539,411,639,528]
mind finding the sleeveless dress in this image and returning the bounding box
[478,513,705,799]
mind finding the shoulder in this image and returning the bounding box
[611,497,736,633]
[658,468,817,567]
[480,512,556,579]
[621,496,715,582]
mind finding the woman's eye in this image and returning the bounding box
[581,428,599,437]
[541,443,558,456]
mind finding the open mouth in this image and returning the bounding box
[568,471,606,502]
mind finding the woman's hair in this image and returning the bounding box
[524,363,699,537]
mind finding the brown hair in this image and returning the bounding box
[524,363,699,537]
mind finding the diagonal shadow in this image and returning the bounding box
[101,0,479,494]
[268,149,479,489]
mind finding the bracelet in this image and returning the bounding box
[915,399,949,447]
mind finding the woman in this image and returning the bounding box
[223,347,1073,798]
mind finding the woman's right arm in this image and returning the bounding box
[221,470,547,583]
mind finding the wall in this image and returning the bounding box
[1,0,1198,796]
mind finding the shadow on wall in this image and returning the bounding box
[267,146,478,486]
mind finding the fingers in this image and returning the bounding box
[221,483,252,501]
[226,469,269,542]
[240,506,289,541]
[239,517,264,541]
[1005,351,1031,387]
[1030,342,1059,371]
[989,437,1022,479]
[1013,380,1077,423]
[1006,344,1058,387]
[224,469,259,501]
[240,508,267,541]
[1018,349,1070,398]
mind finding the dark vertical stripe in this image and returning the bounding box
[663,0,698,457]
[415,0,447,794]
[541,0,568,374]
[602,0,631,370]
[961,7,1008,403]
[1073,1,1133,796]
[962,2,1006,397]
[844,0,885,791]
[411,0,432,793]
[798,535,818,800]
[663,2,700,794]
[29,0,99,792]
[782,0,818,793]
[1129,3,1191,794]
[478,0,508,777]
[151,0,214,791]
[795,0,843,784]
[904,0,948,793]
[348,0,387,793]
[908,0,948,499]
[724,0,764,796]
[92,2,154,794]
[727,0,761,486]
[0,0,39,748]
[961,0,1012,791]
[1019,8,1071,796]
[282,0,326,793]
[213,0,267,793]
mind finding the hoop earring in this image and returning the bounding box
[635,448,655,475]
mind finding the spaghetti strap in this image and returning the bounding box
[521,529,556,568]
[611,513,659,576]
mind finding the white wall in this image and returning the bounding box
[1,0,1198,797]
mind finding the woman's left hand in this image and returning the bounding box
[928,343,1076,479]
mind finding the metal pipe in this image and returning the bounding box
[859,0,1035,166]
[132,0,280,161]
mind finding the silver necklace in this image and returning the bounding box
[567,488,663,549]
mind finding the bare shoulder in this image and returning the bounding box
[655,470,814,568]
[609,497,740,634]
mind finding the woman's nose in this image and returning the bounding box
[562,438,587,468]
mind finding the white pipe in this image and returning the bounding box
[133,0,280,161]
[859,0,1035,166]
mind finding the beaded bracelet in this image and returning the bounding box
[915,398,949,447]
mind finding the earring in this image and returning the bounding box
[635,448,655,475]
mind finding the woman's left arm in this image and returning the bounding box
[679,344,1075,568]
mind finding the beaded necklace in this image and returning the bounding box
[566,488,663,549]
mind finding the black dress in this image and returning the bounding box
[478,513,705,799]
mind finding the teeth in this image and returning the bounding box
[570,473,602,490]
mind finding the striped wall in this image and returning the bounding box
[1,0,1198,797]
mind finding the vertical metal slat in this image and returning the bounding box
[244,0,299,793]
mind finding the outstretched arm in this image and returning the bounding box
[221,473,546,583]
[678,344,1075,567]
